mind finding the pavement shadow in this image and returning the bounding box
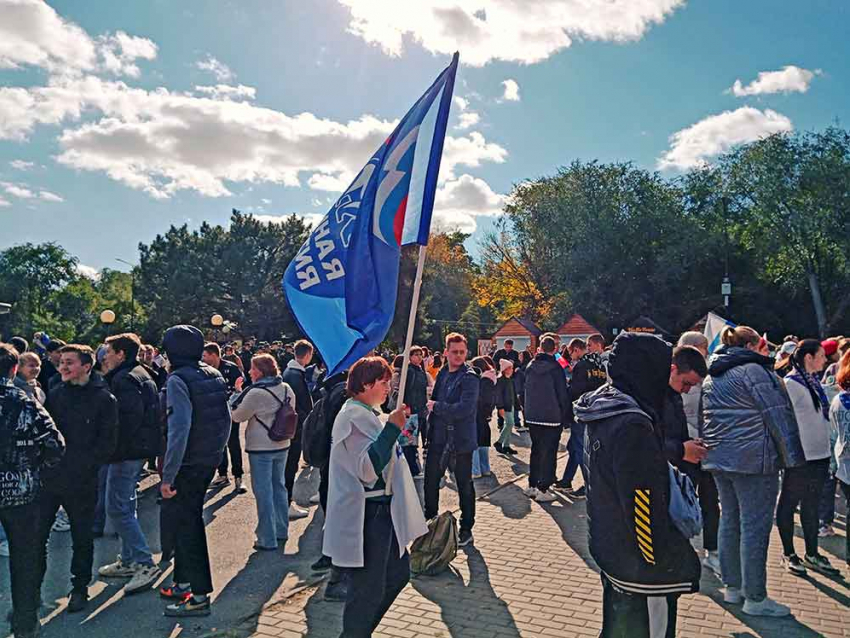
[410,546,520,638]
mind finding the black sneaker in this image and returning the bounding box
[67,588,88,614]
[566,486,586,499]
[553,480,573,493]
[803,553,839,575]
[504,446,518,455]
[311,555,333,572]
[783,554,807,575]
[458,530,473,547]
[164,595,210,617]
[324,580,348,602]
[493,443,504,453]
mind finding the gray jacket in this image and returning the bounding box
[702,347,805,475]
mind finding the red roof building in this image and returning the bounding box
[555,314,600,342]
[491,317,543,353]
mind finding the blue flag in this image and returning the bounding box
[283,53,459,377]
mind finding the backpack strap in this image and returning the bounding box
[254,385,288,432]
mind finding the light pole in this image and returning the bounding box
[100,309,116,337]
[211,314,224,344]
[115,258,136,332]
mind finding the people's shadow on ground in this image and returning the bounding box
[410,546,520,638]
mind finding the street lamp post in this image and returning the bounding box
[115,258,136,332]
[211,314,224,344]
[100,309,116,337]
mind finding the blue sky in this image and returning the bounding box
[1,0,848,276]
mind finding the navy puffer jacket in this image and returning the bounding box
[702,346,805,475]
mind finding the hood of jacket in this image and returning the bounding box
[574,384,650,423]
[708,346,774,377]
[162,325,204,367]
[527,352,561,377]
[606,332,671,421]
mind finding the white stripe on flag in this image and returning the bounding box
[401,85,444,245]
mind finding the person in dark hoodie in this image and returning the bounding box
[579,332,700,638]
[41,344,119,614]
[493,359,519,455]
[1,343,65,638]
[470,357,497,478]
[524,335,571,503]
[554,333,607,498]
[424,333,479,548]
[702,325,805,617]
[157,325,231,617]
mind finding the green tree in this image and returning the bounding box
[719,127,850,336]
[0,242,79,339]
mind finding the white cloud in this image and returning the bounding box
[2,182,35,199]
[39,190,64,202]
[307,172,356,193]
[98,31,157,78]
[336,0,685,66]
[433,173,505,232]
[456,112,480,130]
[261,198,272,204]
[658,107,793,171]
[75,263,101,280]
[0,197,10,207]
[0,73,508,198]
[501,79,520,101]
[730,65,822,97]
[9,159,35,170]
[194,84,256,100]
[0,0,97,73]
[196,55,235,82]
[453,96,469,111]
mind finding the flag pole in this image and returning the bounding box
[395,244,428,411]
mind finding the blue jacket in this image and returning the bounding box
[702,346,805,475]
[427,364,479,454]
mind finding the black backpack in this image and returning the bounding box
[302,380,347,467]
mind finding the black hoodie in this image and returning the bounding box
[524,352,571,427]
[578,332,700,596]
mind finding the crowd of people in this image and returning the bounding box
[0,322,849,638]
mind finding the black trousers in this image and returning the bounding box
[163,465,216,595]
[776,458,830,557]
[696,468,719,553]
[38,484,98,591]
[600,574,678,638]
[217,422,243,478]
[319,459,330,514]
[528,424,561,491]
[285,431,303,505]
[0,502,44,634]
[423,446,475,532]
[341,500,410,638]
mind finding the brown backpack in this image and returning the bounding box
[255,386,298,442]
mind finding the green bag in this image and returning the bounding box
[409,511,458,576]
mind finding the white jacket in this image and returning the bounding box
[322,399,427,568]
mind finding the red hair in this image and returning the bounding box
[836,350,850,391]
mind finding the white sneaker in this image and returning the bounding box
[234,477,247,494]
[534,489,557,503]
[309,493,321,505]
[52,509,71,532]
[523,486,539,498]
[742,596,790,617]
[471,473,482,479]
[702,551,721,577]
[289,504,309,520]
[98,555,136,578]
[124,563,162,594]
[722,587,743,604]
[0,540,9,558]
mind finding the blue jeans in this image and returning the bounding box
[560,422,586,486]
[471,447,491,476]
[106,459,153,566]
[713,471,779,602]
[249,449,290,548]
